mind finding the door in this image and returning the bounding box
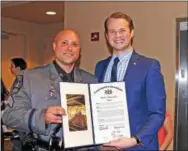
[174,18,188,150]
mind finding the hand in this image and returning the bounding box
[44,106,66,124]
[103,137,137,149]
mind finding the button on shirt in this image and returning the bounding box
[104,50,133,82]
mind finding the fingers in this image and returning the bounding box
[104,137,134,149]
[46,113,62,123]
[44,106,66,124]
[47,106,66,115]
[103,143,119,150]
[55,106,66,115]
[104,141,117,147]
[103,139,121,149]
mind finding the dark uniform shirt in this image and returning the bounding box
[53,61,74,82]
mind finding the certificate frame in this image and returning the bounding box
[60,82,130,149]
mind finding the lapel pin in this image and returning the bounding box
[133,62,136,65]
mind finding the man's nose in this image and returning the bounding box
[67,44,73,51]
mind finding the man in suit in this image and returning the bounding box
[2,29,98,150]
[95,12,166,150]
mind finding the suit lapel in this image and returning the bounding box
[124,51,140,80]
[99,57,112,82]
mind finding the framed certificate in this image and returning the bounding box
[60,82,130,149]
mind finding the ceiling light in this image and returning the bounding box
[46,11,56,15]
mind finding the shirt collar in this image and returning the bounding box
[53,60,74,81]
[112,49,133,61]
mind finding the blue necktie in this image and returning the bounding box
[111,57,120,82]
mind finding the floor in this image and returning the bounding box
[4,139,12,151]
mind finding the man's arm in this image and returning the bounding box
[103,60,166,149]
[2,71,51,135]
[136,60,166,146]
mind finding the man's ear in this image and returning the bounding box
[131,29,135,39]
[53,42,56,51]
[104,32,113,54]
[105,32,109,40]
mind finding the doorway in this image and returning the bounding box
[174,18,188,150]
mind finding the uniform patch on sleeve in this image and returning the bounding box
[11,75,23,94]
[7,95,15,108]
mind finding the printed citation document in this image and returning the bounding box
[60,82,130,148]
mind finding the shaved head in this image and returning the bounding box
[54,29,80,43]
[53,28,81,73]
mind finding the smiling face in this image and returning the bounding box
[53,29,81,68]
[106,18,134,54]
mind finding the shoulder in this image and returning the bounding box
[95,56,111,77]
[10,64,51,94]
[20,63,53,85]
[95,56,111,68]
[79,69,98,83]
[23,63,52,77]
[26,63,51,73]
[136,51,157,63]
[135,51,161,68]
[79,69,96,79]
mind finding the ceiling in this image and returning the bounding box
[1,1,65,24]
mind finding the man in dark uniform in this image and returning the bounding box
[2,29,98,151]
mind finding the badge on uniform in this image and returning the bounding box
[46,86,57,100]
[11,75,23,94]
[7,95,15,108]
